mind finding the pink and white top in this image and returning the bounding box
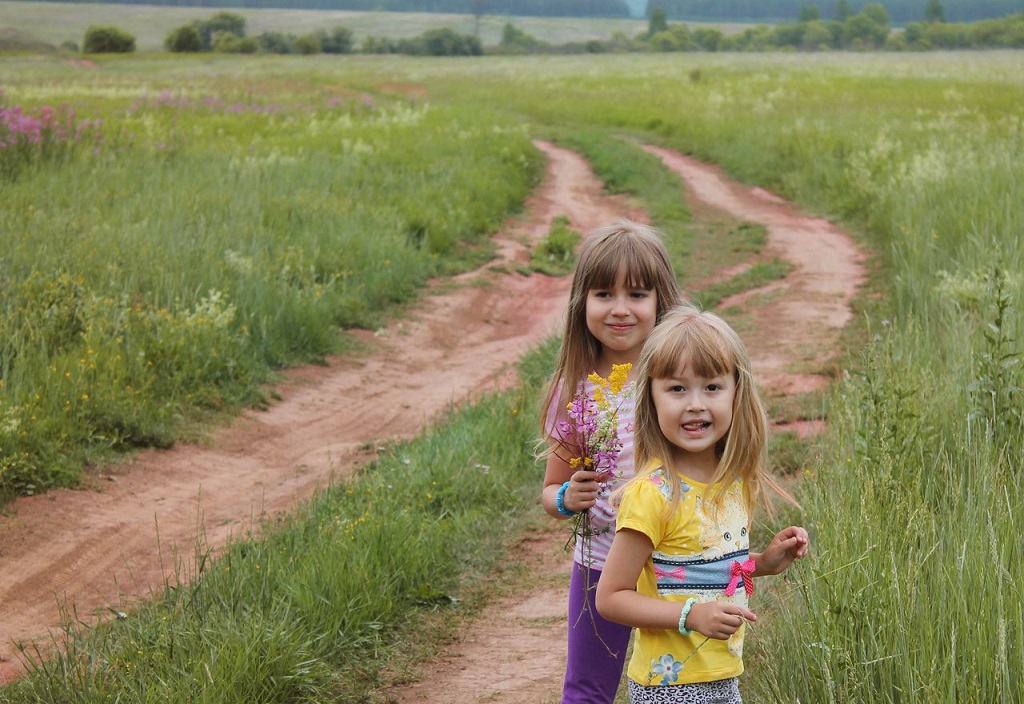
[546,378,637,571]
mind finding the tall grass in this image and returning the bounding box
[0,341,556,703]
[0,57,543,499]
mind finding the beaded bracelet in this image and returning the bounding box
[678,597,697,636]
[555,481,576,517]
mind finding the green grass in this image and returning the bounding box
[3,50,1023,701]
[1,344,553,703]
[691,258,793,310]
[0,58,545,500]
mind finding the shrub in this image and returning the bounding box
[191,12,247,51]
[321,26,354,54]
[82,25,135,53]
[692,27,723,51]
[203,11,245,44]
[294,32,322,55]
[360,35,395,53]
[255,31,295,54]
[214,32,257,54]
[499,22,544,54]
[414,27,482,56]
[165,25,202,53]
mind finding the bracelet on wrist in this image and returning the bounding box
[555,481,576,517]
[678,597,697,636]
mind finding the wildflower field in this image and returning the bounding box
[1,51,1022,701]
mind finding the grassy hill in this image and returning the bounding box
[0,0,748,52]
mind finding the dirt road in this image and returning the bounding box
[0,140,866,697]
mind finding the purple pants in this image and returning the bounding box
[562,563,632,704]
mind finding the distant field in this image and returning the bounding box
[0,0,747,51]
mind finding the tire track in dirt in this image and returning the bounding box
[390,148,867,704]
[0,141,645,684]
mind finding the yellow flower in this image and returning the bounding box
[569,457,582,469]
[609,363,632,395]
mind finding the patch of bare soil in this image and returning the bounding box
[0,140,867,700]
[0,141,644,685]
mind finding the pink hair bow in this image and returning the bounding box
[654,565,687,581]
[725,558,755,596]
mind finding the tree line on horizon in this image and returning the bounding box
[75,1,1023,55]
[11,0,1024,24]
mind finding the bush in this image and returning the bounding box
[60,40,79,53]
[214,32,257,54]
[322,25,354,54]
[255,31,295,54]
[165,25,202,53]
[190,12,247,51]
[82,25,135,53]
[422,27,482,56]
[294,32,322,55]
[498,22,544,53]
[360,35,395,53]
[692,27,724,51]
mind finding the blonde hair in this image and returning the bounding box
[630,305,795,516]
[540,220,683,445]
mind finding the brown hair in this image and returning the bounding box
[540,220,683,446]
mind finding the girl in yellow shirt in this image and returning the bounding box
[597,306,809,703]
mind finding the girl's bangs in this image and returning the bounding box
[650,326,734,380]
[584,243,657,291]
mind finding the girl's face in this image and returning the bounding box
[585,269,658,368]
[650,362,736,481]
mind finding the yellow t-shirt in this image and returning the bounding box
[616,467,750,686]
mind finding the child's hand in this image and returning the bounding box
[563,470,604,511]
[687,600,756,640]
[755,526,810,576]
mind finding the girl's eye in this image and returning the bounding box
[669,385,684,393]
[707,384,720,392]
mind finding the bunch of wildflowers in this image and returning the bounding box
[0,96,103,179]
[554,362,632,552]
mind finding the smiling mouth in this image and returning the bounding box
[682,421,710,433]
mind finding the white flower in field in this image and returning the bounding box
[186,289,236,329]
[1,407,20,435]
[224,249,254,275]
